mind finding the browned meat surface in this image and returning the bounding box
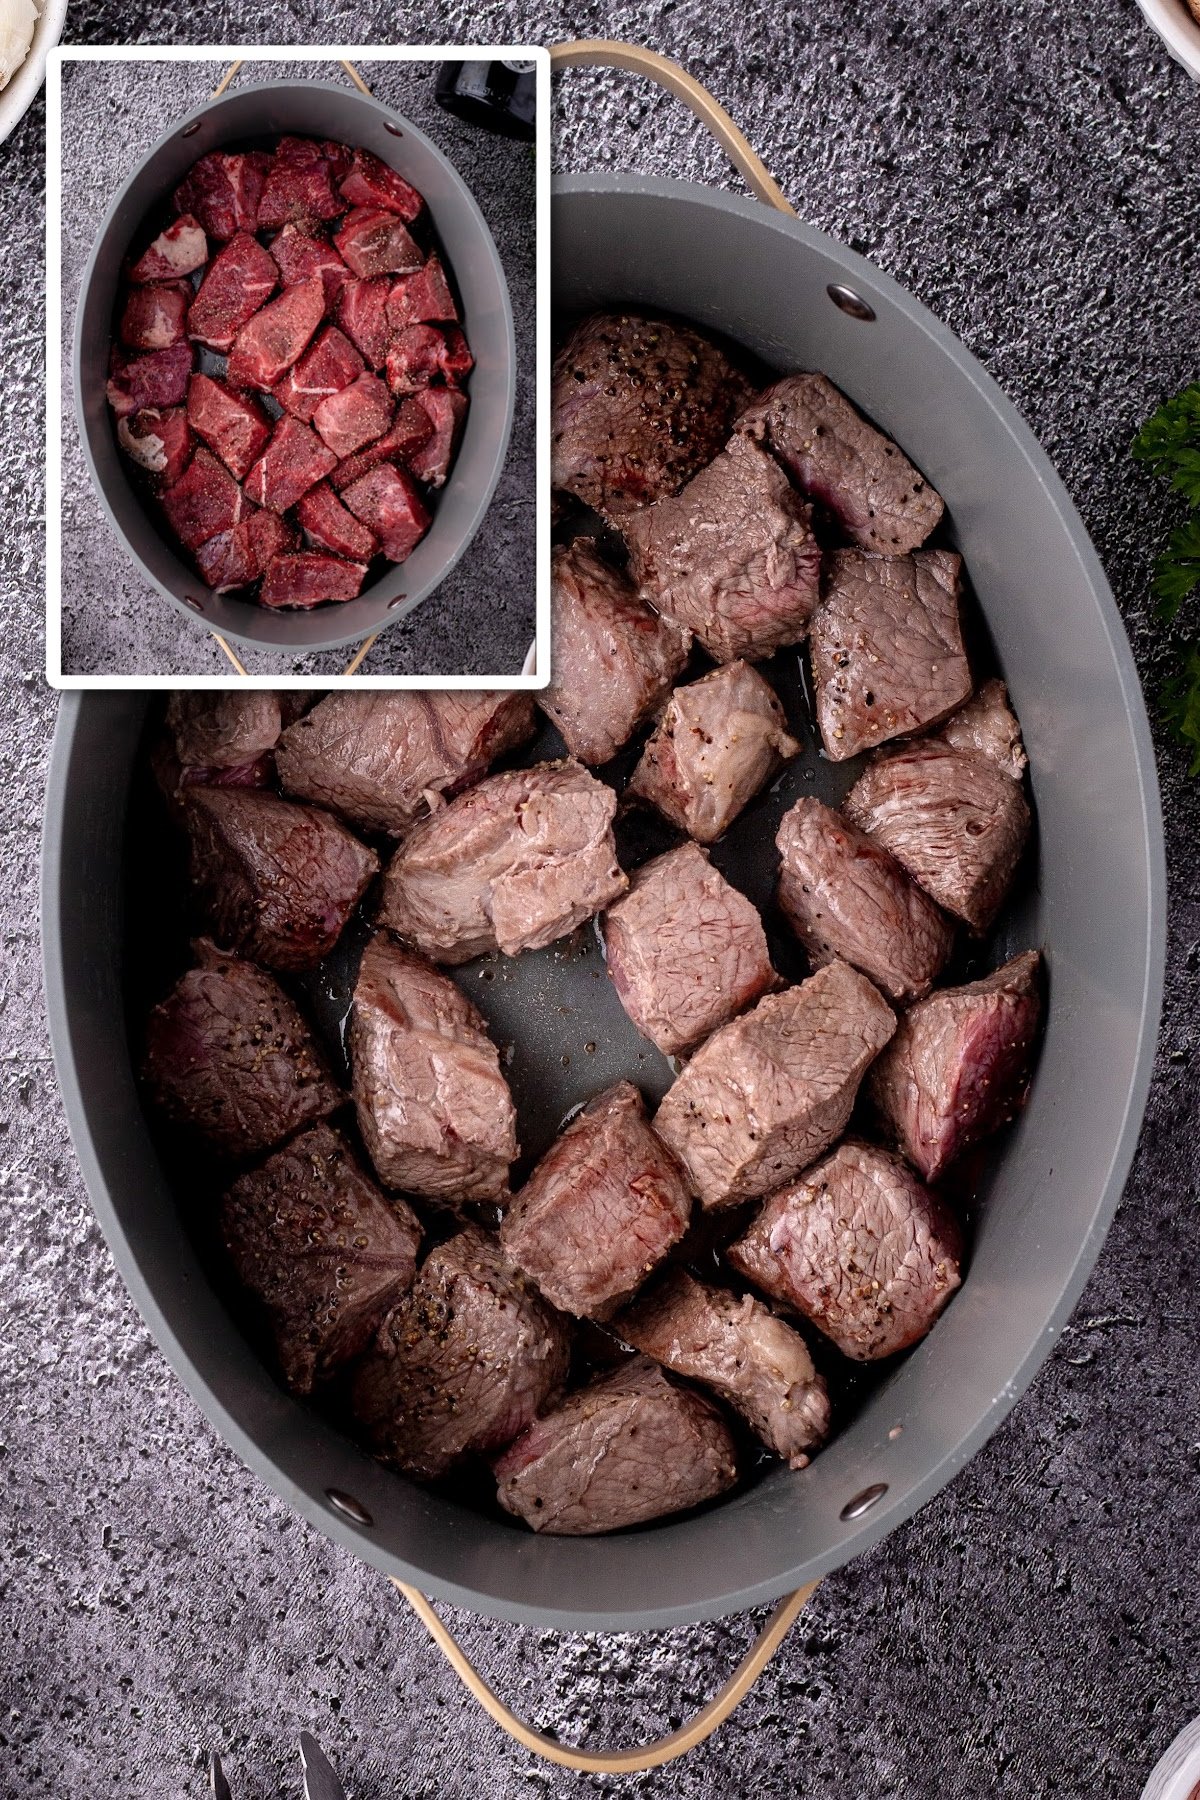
[351,1228,571,1479]
[627,660,800,844]
[728,1139,962,1360]
[869,950,1043,1181]
[938,678,1028,780]
[143,940,340,1159]
[379,760,627,964]
[166,693,283,772]
[622,434,822,663]
[809,549,972,761]
[538,539,690,765]
[843,740,1031,931]
[738,373,944,553]
[654,960,896,1209]
[275,690,536,835]
[551,311,753,518]
[602,844,777,1056]
[775,797,954,1002]
[493,1357,738,1534]
[349,932,517,1204]
[499,1082,692,1319]
[221,1123,420,1395]
[184,787,377,972]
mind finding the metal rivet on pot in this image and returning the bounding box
[827,283,876,322]
[180,122,202,139]
[326,1488,373,1526]
[183,594,205,614]
[840,1482,888,1521]
[387,593,408,609]
[384,121,404,137]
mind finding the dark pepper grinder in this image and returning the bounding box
[435,59,537,141]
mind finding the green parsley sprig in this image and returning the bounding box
[1132,382,1200,771]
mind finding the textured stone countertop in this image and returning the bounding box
[4,3,1200,1797]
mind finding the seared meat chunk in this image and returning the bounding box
[352,1228,571,1479]
[539,539,690,765]
[222,1123,420,1396]
[869,950,1043,1181]
[738,373,944,553]
[494,1357,738,1535]
[654,961,896,1209]
[166,692,282,772]
[349,933,517,1205]
[603,844,777,1056]
[728,1140,962,1360]
[499,1082,692,1319]
[184,787,377,972]
[775,797,953,1002]
[380,760,627,965]
[809,550,971,761]
[628,659,799,844]
[551,311,753,518]
[616,1270,830,1467]
[623,434,822,663]
[843,740,1031,931]
[938,678,1028,780]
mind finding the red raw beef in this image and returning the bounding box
[174,152,271,241]
[312,373,393,458]
[272,325,364,423]
[341,464,430,562]
[275,135,326,164]
[186,233,278,352]
[335,277,392,368]
[386,256,457,330]
[187,374,272,481]
[106,342,193,418]
[195,508,296,590]
[244,416,338,514]
[338,149,423,222]
[296,483,379,560]
[257,155,345,229]
[160,446,245,552]
[384,324,443,393]
[407,388,468,488]
[328,398,434,491]
[260,552,367,608]
[119,282,190,351]
[321,140,356,185]
[439,326,474,385]
[226,279,325,391]
[116,406,192,486]
[334,207,423,280]
[269,224,350,308]
[129,215,208,283]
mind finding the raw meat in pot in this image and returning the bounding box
[159,446,245,553]
[106,342,193,418]
[335,276,392,369]
[269,223,351,308]
[186,232,278,352]
[256,153,344,230]
[226,278,325,391]
[386,256,457,330]
[327,399,436,491]
[116,406,192,486]
[296,482,379,561]
[405,389,467,488]
[338,149,424,222]
[312,372,393,459]
[186,374,272,481]
[259,551,366,609]
[119,281,190,351]
[195,510,296,592]
[334,206,423,280]
[272,325,364,424]
[339,464,430,562]
[173,151,270,242]
[244,416,338,515]
[128,214,208,283]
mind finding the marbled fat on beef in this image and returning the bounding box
[119,281,190,351]
[405,388,467,488]
[386,255,457,330]
[195,510,296,592]
[272,325,364,424]
[256,154,344,230]
[116,406,192,486]
[226,278,325,390]
[187,374,272,481]
[269,223,350,308]
[312,372,393,459]
[335,276,393,368]
[328,399,436,491]
[186,233,278,352]
[244,416,338,514]
[334,207,423,279]
[338,149,424,222]
[173,152,270,241]
[128,213,208,283]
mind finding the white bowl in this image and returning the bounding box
[0,0,68,146]
[1137,0,1200,79]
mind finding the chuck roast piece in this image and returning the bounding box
[938,678,1028,780]
[195,510,296,593]
[159,446,244,553]
[333,206,423,279]
[166,692,282,773]
[187,374,272,482]
[499,1082,692,1319]
[276,689,536,835]
[335,275,392,368]
[494,1357,739,1535]
[654,960,896,1210]
[244,415,338,514]
[349,932,517,1205]
[174,151,270,241]
[185,232,278,352]
[380,760,628,965]
[338,148,424,222]
[386,255,457,330]
[259,551,367,609]
[226,278,325,391]
[119,281,190,351]
[603,844,777,1057]
[738,373,944,554]
[538,539,690,766]
[843,740,1031,931]
[221,1123,420,1396]
[106,342,193,419]
[184,786,378,972]
[352,1227,571,1480]
[129,214,208,283]
[809,550,972,761]
[269,223,351,307]
[869,949,1043,1181]
[728,1140,963,1360]
[628,660,800,844]
[295,482,379,562]
[312,372,393,459]
[551,311,753,519]
[327,397,436,491]
[775,797,954,1003]
[256,153,344,230]
[272,325,364,424]
[622,434,822,664]
[339,463,430,562]
[405,388,468,489]
[116,406,192,487]
[616,1270,830,1468]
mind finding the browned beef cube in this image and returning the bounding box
[272,325,364,424]
[340,464,430,562]
[328,398,435,491]
[187,374,272,481]
[116,406,192,486]
[296,482,379,561]
[623,434,822,663]
[386,256,457,330]
[494,1357,738,1534]
[106,342,193,418]
[259,552,366,609]
[380,760,627,965]
[405,388,467,488]
[222,1123,420,1395]
[654,961,896,1209]
[938,678,1028,780]
[809,550,972,761]
[129,213,207,283]
[256,153,344,230]
[603,844,777,1056]
[159,446,244,553]
[195,510,296,593]
[269,222,351,308]
[335,276,392,368]
[244,416,338,514]
[338,149,424,222]
[186,233,278,352]
[119,281,190,351]
[616,1270,830,1467]
[776,797,954,1002]
[226,278,325,391]
[352,1227,571,1479]
[728,1140,962,1360]
[499,1082,691,1318]
[173,151,270,241]
[166,693,282,772]
[869,950,1043,1181]
[312,372,392,458]
[334,206,423,279]
[350,933,517,1204]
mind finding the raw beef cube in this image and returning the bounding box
[349,932,518,1203]
[603,844,777,1057]
[340,463,430,562]
[809,549,972,761]
[272,325,364,424]
[406,388,467,488]
[106,342,193,418]
[260,552,367,609]
[386,255,457,330]
[335,276,392,368]
[869,949,1043,1181]
[186,232,278,352]
[116,405,192,485]
[166,693,282,770]
[728,1141,963,1360]
[129,214,207,283]
[269,222,350,307]
[623,434,822,663]
[500,1081,692,1319]
[226,279,325,391]
[334,206,423,280]
[119,281,190,350]
[173,151,270,241]
[654,960,897,1210]
[312,372,393,458]
[194,509,296,591]
[256,153,344,229]
[187,374,272,480]
[438,326,474,385]
[244,415,338,514]
[384,323,444,393]
[938,679,1028,781]
[159,445,244,552]
[338,148,424,222]
[328,398,435,490]
[296,482,379,561]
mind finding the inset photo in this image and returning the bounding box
[47,46,548,686]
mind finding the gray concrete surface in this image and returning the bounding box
[56,56,536,678]
[4,1,1200,1796]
